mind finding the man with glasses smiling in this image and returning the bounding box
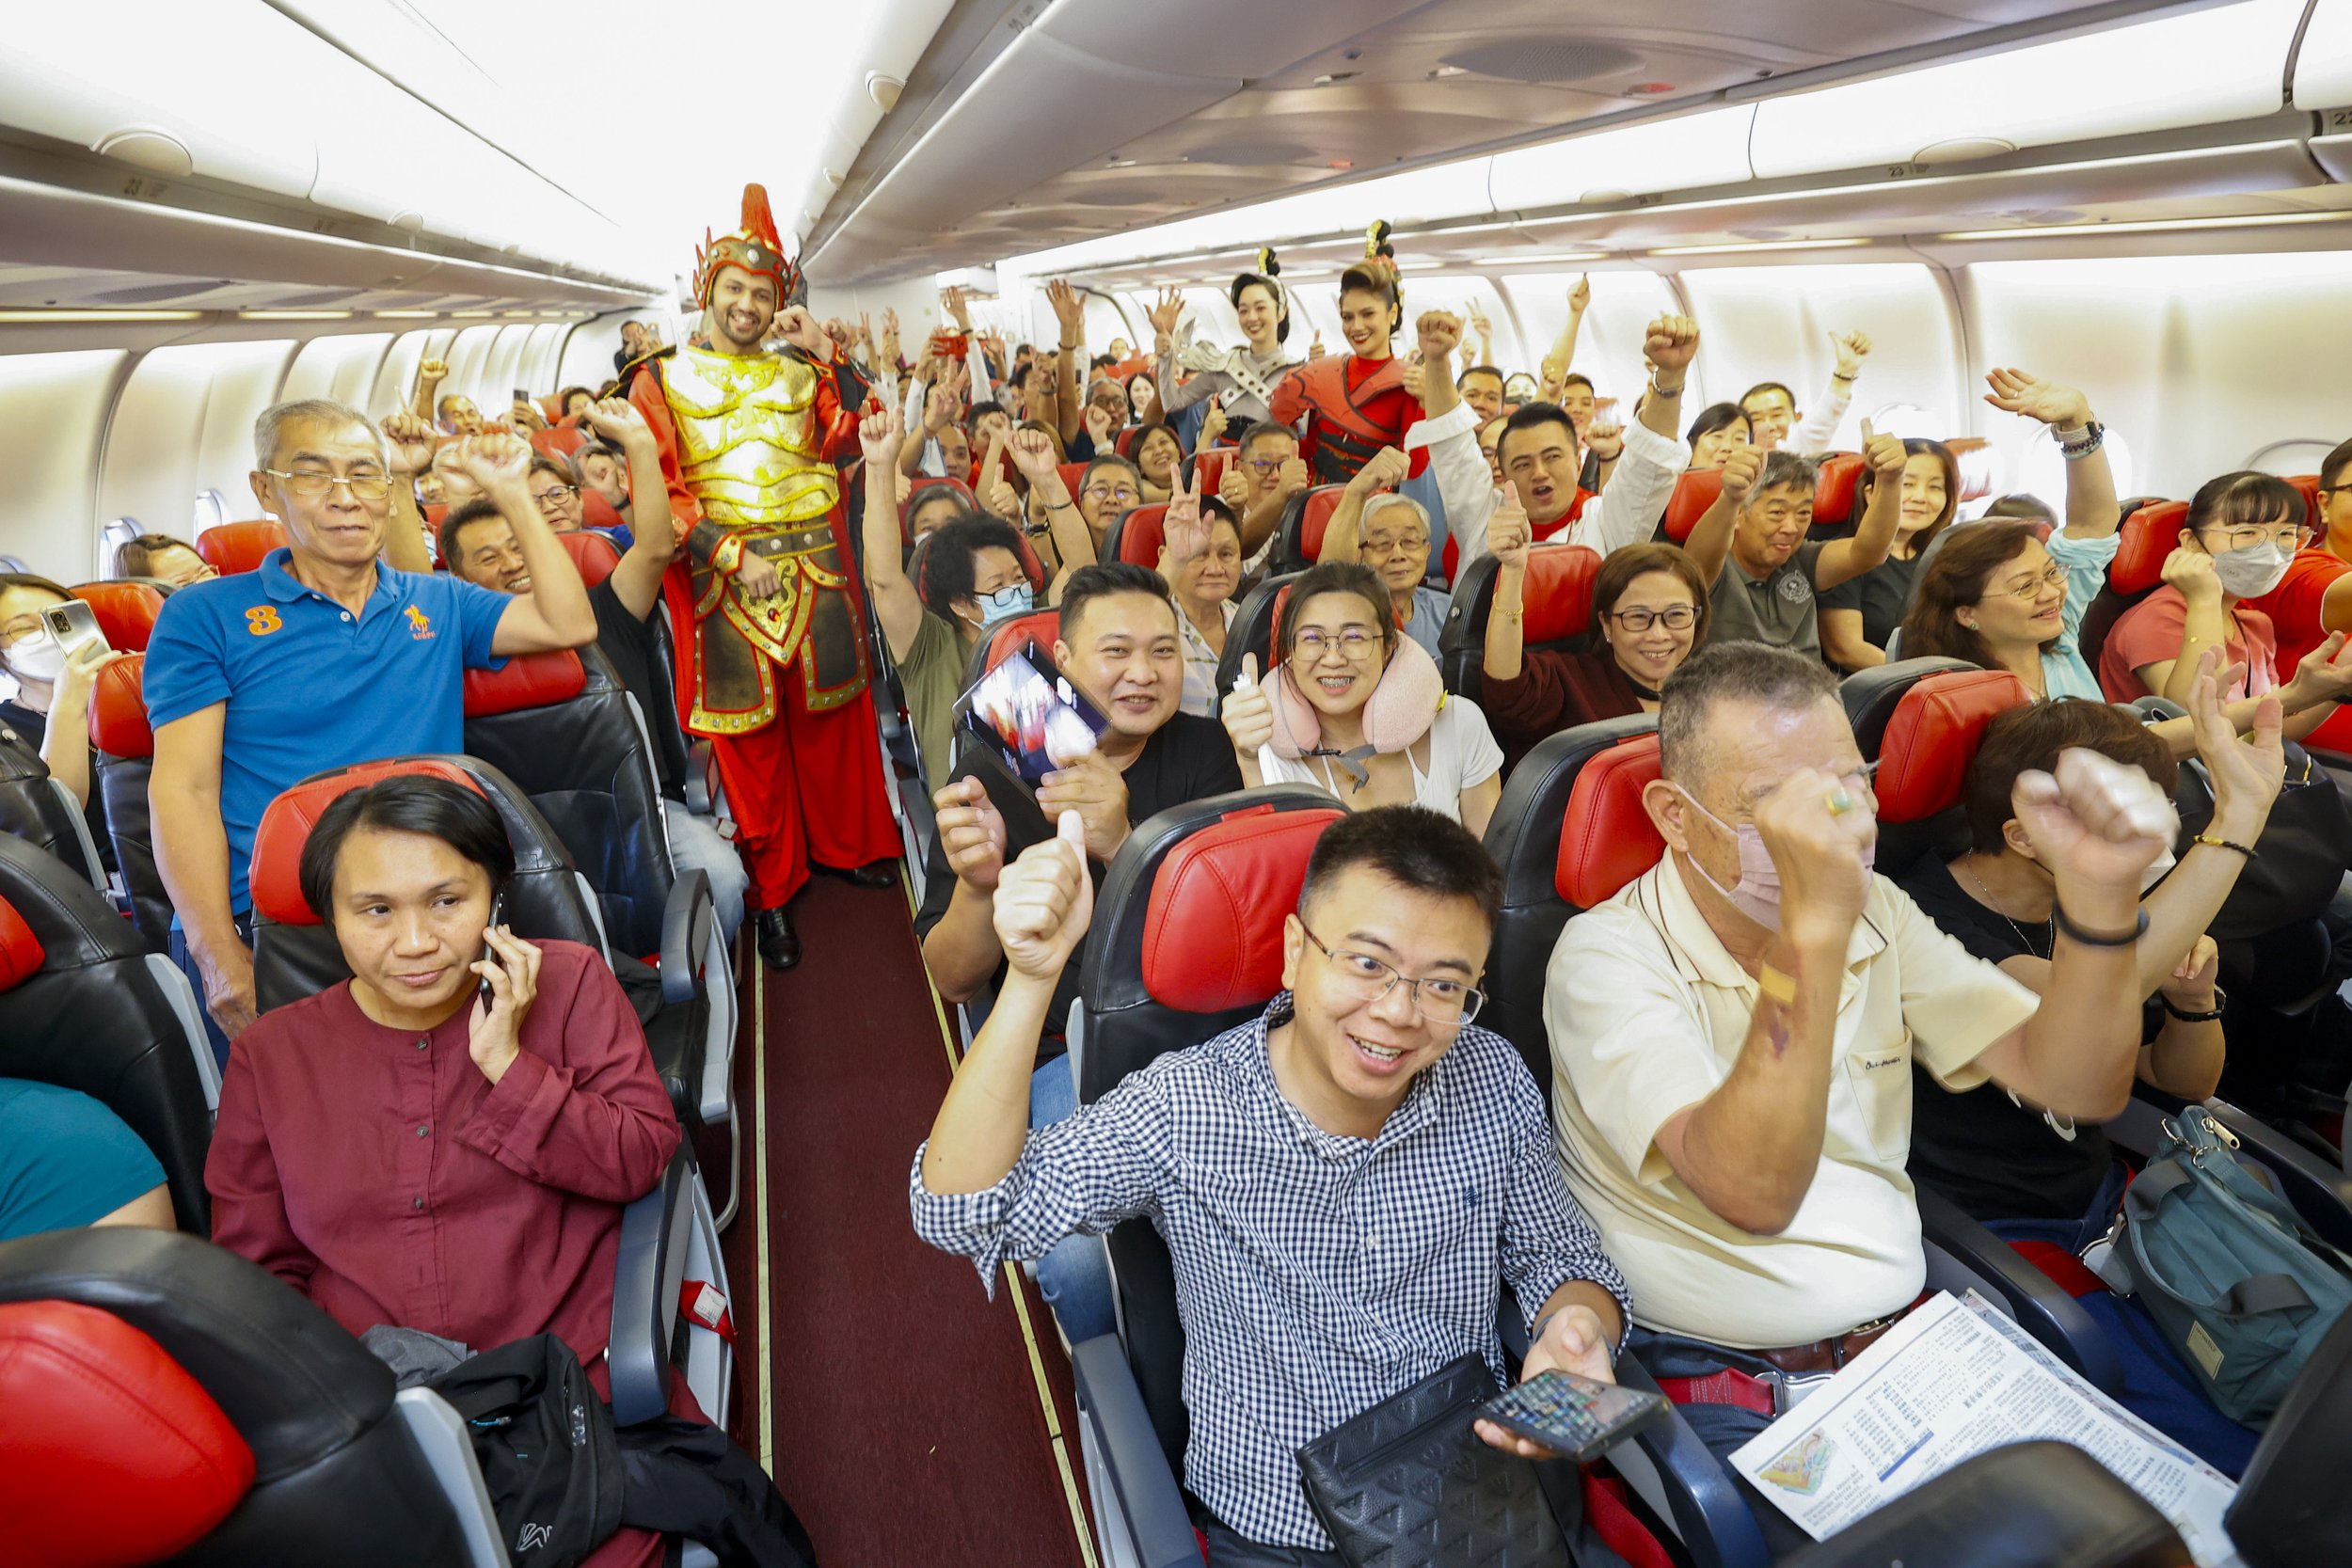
[914,804,1629,1564]
[146,400,596,1058]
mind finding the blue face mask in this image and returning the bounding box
[970,582,1032,625]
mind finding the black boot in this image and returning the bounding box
[842,860,899,889]
[753,906,801,971]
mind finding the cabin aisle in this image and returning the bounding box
[720,872,1095,1567]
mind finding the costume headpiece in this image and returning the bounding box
[693,183,803,309]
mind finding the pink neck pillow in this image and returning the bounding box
[1264,634,1447,760]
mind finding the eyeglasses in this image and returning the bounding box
[1292,628,1382,661]
[2201,523,2312,552]
[1608,604,1698,633]
[531,484,580,510]
[1364,534,1429,556]
[1245,458,1288,474]
[1986,563,2068,602]
[1083,484,1139,506]
[1300,925,1484,1027]
[262,467,392,500]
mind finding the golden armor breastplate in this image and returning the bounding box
[660,346,866,732]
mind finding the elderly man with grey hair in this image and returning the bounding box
[1313,444,1450,657]
[144,398,596,1062]
[1543,641,2178,1534]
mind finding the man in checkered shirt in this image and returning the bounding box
[912,804,1630,1564]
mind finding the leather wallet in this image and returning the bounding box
[1295,1354,1565,1568]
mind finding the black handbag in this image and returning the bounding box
[1295,1354,1565,1568]
[429,1334,624,1568]
[2174,741,2352,941]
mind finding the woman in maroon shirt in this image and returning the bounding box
[206,775,684,1568]
[1480,534,1711,768]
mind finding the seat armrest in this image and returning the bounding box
[1917,1185,2122,1394]
[659,870,715,1007]
[610,1148,692,1425]
[1069,1334,1200,1568]
[391,1386,515,1568]
[1610,1352,1772,1568]
[2200,1097,2352,1253]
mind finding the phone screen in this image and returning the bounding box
[1477,1370,1669,1465]
[41,600,107,662]
[956,646,1106,788]
[476,890,508,1010]
[513,387,532,405]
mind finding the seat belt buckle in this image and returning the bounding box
[1770,1368,1836,1417]
[681,1280,735,1342]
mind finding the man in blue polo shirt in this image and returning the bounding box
[147,399,596,1053]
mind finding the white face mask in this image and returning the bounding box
[7,630,65,685]
[2206,539,2294,599]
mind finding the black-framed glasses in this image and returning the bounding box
[262,467,392,500]
[530,484,581,509]
[1300,924,1484,1027]
[1608,604,1698,633]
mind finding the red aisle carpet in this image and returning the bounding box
[719,873,1094,1567]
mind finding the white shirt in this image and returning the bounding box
[1545,856,2039,1348]
[1256,695,1503,822]
[1422,403,1688,569]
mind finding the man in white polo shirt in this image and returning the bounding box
[1544,641,2175,1510]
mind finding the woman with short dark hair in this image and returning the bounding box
[206,774,686,1568]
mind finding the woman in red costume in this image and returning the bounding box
[1267,221,1427,485]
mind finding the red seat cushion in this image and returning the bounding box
[1814,452,1867,529]
[1556,734,1666,908]
[530,426,587,461]
[88,653,152,760]
[1056,461,1089,500]
[1119,503,1168,567]
[2285,474,2320,525]
[195,519,287,577]
[1661,469,1724,545]
[70,581,167,654]
[1295,486,1346,561]
[1187,448,1234,495]
[1141,803,1343,1011]
[1519,546,1603,645]
[579,488,627,533]
[556,530,623,590]
[2114,501,2188,594]
[0,895,43,990]
[250,758,487,927]
[463,649,587,718]
[1874,669,2036,824]
[0,1299,256,1568]
[984,610,1063,676]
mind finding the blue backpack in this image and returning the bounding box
[2097,1106,2352,1424]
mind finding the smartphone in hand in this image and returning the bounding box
[41,599,108,663]
[1477,1370,1669,1465]
[476,890,508,1012]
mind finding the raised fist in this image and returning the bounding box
[1718,443,1766,502]
[580,397,649,446]
[379,412,437,477]
[1831,329,1873,380]
[859,405,905,466]
[1415,309,1463,363]
[1346,446,1410,499]
[1643,315,1699,379]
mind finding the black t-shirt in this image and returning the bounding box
[1899,857,2157,1223]
[0,700,116,875]
[1818,550,1925,662]
[588,579,691,802]
[915,712,1245,1060]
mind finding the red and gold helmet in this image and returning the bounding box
[692,183,803,309]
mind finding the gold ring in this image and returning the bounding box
[1826,787,1854,816]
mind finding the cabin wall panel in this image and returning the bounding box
[1497,272,1684,416]
[1676,264,1963,452]
[98,339,298,546]
[561,313,638,396]
[1962,252,2352,500]
[372,330,452,423]
[0,349,128,583]
[280,333,395,412]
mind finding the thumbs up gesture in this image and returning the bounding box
[1222,651,1277,756]
[993,810,1096,981]
[1861,417,1906,481]
[1490,482,1532,570]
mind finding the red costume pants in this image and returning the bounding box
[705,679,898,910]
